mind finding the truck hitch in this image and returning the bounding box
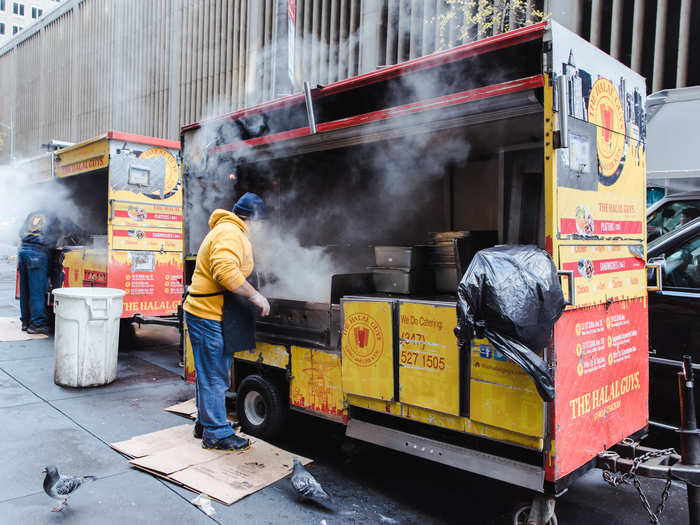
[596,354,700,524]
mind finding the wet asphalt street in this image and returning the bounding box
[0,270,692,524]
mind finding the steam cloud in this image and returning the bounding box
[248,220,342,302]
[187,26,473,304]
[0,162,93,256]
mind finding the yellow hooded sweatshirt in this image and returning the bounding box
[183,209,254,321]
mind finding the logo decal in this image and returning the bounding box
[588,78,626,186]
[138,147,181,199]
[343,312,384,367]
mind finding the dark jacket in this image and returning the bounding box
[19,211,81,248]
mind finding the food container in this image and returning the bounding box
[429,231,473,244]
[371,268,432,294]
[373,246,427,270]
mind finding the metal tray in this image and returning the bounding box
[371,268,432,294]
[374,246,427,270]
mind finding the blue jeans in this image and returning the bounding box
[18,243,48,328]
[185,311,236,440]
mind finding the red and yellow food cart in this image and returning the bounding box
[180,21,692,523]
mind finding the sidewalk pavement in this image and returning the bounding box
[0,335,213,524]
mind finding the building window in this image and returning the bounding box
[0,23,4,35]
[12,2,23,16]
[0,1,5,12]
[12,25,21,34]
[31,6,41,18]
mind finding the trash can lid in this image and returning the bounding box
[52,288,126,299]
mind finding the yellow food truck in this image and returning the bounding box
[180,21,675,523]
[16,132,184,333]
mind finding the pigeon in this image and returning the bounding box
[42,465,96,512]
[290,457,331,508]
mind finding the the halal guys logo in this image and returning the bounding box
[343,312,384,367]
[588,78,626,186]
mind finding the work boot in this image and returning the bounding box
[201,433,250,451]
[193,421,236,439]
[27,325,49,335]
[21,323,27,331]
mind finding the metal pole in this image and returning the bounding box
[652,0,668,92]
[557,75,569,148]
[677,355,700,525]
[590,0,602,47]
[610,0,623,59]
[302,80,317,134]
[630,0,644,73]
[676,0,691,88]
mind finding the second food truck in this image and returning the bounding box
[16,132,184,333]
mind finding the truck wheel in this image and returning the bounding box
[236,374,288,440]
[512,505,558,525]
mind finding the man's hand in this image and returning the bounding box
[249,292,270,316]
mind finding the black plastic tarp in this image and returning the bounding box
[455,245,566,402]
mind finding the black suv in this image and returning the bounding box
[648,216,700,430]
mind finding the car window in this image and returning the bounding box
[648,200,700,242]
[663,236,700,290]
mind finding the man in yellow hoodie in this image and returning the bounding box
[183,193,270,451]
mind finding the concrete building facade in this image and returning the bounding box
[0,0,697,163]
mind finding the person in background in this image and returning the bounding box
[183,193,270,451]
[679,207,700,225]
[17,210,79,334]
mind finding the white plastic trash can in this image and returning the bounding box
[53,288,126,387]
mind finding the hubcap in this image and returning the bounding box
[244,391,266,427]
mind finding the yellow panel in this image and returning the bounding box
[470,338,544,438]
[402,404,464,431]
[82,249,108,287]
[469,381,544,438]
[398,302,460,415]
[290,347,344,419]
[346,394,402,416]
[55,139,109,177]
[110,225,183,252]
[471,339,537,390]
[111,201,184,229]
[558,244,645,307]
[341,300,394,400]
[290,347,312,408]
[60,248,84,288]
[237,343,289,369]
[309,350,344,418]
[346,394,542,449]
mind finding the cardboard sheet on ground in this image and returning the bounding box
[110,424,311,505]
[164,398,198,419]
[0,317,48,341]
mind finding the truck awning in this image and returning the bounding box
[181,22,547,163]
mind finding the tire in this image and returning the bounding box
[236,374,288,440]
[512,505,558,525]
